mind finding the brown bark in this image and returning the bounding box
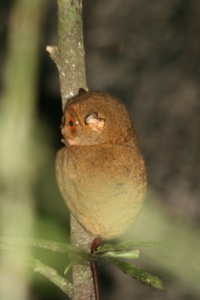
[48,1,95,299]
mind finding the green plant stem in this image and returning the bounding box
[31,258,73,297]
[0,0,46,299]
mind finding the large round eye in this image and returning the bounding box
[67,115,78,132]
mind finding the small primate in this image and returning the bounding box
[56,89,147,299]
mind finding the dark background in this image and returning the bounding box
[1,0,200,299]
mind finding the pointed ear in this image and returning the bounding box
[78,88,87,95]
[85,113,105,132]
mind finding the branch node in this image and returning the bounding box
[46,45,54,54]
[46,45,59,64]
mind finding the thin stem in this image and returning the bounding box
[31,258,73,297]
[48,0,96,299]
[71,215,96,300]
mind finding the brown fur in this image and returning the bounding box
[56,90,147,239]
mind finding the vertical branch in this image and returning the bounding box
[47,1,95,299]
[71,215,95,300]
[48,0,87,109]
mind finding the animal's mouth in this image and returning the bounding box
[61,137,78,146]
[61,138,68,146]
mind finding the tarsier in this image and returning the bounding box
[56,89,147,298]
[56,88,146,238]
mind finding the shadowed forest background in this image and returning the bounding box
[0,0,200,299]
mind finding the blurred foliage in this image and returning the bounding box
[0,236,165,292]
[0,0,69,299]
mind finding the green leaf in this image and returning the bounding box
[64,262,73,275]
[0,237,75,253]
[102,249,139,260]
[96,240,169,254]
[29,257,73,297]
[106,258,164,290]
[0,236,96,265]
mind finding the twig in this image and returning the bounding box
[31,258,73,297]
[47,1,96,299]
